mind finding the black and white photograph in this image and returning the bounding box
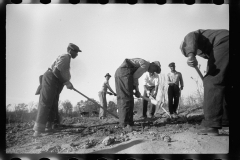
[6,4,229,154]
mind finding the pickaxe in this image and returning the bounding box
[73,88,119,119]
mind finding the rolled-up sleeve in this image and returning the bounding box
[57,55,71,82]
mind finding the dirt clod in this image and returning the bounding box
[102,136,115,146]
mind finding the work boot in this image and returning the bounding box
[150,115,156,119]
[123,124,133,132]
[139,115,147,120]
[52,123,59,129]
[197,127,219,136]
[170,114,177,119]
[45,122,56,132]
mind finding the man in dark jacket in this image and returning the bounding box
[180,29,229,136]
[115,58,161,132]
[33,43,81,137]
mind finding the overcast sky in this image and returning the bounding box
[6,4,229,108]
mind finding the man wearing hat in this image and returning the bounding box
[167,62,184,118]
[140,72,159,119]
[115,58,161,132]
[33,43,81,137]
[180,29,229,136]
[98,73,117,119]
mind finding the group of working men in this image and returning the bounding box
[33,29,229,137]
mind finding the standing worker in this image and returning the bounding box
[180,29,229,136]
[98,73,117,119]
[115,58,161,132]
[140,72,159,119]
[167,62,184,118]
[33,43,81,137]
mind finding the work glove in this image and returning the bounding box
[64,81,74,90]
[187,54,198,67]
[134,91,141,98]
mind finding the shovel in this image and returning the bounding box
[194,66,204,81]
[141,95,172,118]
[73,88,119,119]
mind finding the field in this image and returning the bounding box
[6,105,229,154]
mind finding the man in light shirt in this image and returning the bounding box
[33,43,81,137]
[115,58,161,132]
[140,72,159,119]
[98,73,117,119]
[167,62,184,118]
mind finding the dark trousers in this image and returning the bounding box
[33,70,63,132]
[201,37,229,128]
[115,59,137,127]
[168,85,180,114]
[142,86,156,117]
[47,84,63,125]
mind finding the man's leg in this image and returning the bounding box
[33,71,58,133]
[128,98,134,125]
[200,38,229,133]
[149,88,156,117]
[173,86,180,114]
[46,83,63,129]
[115,68,134,128]
[102,93,107,118]
[98,92,104,119]
[168,86,174,114]
[54,84,63,125]
[141,90,148,118]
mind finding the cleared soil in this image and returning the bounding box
[6,107,229,154]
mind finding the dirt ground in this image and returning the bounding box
[6,107,229,154]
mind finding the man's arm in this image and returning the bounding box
[106,82,117,95]
[179,73,184,90]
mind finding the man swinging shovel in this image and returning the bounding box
[72,88,119,119]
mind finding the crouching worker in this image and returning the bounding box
[33,43,81,137]
[115,58,161,132]
[140,72,159,119]
[98,73,117,119]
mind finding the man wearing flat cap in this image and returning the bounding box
[115,58,161,132]
[180,29,229,136]
[33,43,81,137]
[167,62,184,119]
[98,73,117,119]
